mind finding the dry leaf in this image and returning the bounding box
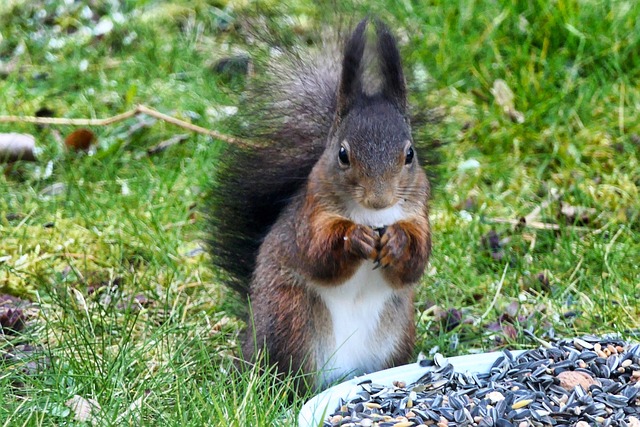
[2,344,49,378]
[40,182,67,197]
[490,80,525,123]
[71,288,88,313]
[212,316,231,333]
[65,394,101,423]
[0,133,37,162]
[0,294,30,335]
[501,323,517,340]
[481,230,505,261]
[559,202,597,226]
[504,300,519,318]
[65,128,96,151]
[115,395,145,424]
[491,79,514,108]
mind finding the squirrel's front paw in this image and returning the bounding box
[344,224,378,261]
[377,224,409,268]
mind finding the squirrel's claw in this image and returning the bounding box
[377,223,409,268]
[345,224,379,261]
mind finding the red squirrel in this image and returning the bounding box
[208,19,431,392]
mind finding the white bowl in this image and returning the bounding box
[298,350,526,427]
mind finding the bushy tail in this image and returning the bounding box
[207,35,343,296]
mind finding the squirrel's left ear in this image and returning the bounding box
[375,19,407,115]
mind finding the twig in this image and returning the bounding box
[0,104,252,148]
[485,217,591,232]
[474,263,509,326]
[0,109,138,126]
[523,330,553,349]
[485,217,561,230]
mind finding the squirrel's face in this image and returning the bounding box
[324,98,425,213]
[311,18,429,220]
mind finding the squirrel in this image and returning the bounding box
[208,18,432,393]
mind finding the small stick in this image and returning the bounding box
[485,217,561,230]
[0,109,138,126]
[0,104,253,148]
[485,217,591,232]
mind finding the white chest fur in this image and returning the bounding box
[344,202,406,228]
[313,262,398,386]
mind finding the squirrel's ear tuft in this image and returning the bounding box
[336,18,367,122]
[375,19,407,114]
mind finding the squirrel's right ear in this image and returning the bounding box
[336,19,367,122]
[375,19,407,115]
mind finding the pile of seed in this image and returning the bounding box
[324,336,640,427]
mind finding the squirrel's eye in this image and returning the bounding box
[405,146,414,165]
[338,145,350,166]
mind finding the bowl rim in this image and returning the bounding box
[298,349,527,427]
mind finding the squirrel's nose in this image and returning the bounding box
[363,188,395,210]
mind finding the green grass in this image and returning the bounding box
[1,0,639,425]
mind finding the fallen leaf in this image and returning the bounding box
[501,323,517,340]
[0,295,30,335]
[115,394,145,424]
[40,182,67,197]
[71,288,88,313]
[457,158,480,171]
[455,197,477,212]
[212,316,232,333]
[491,79,514,108]
[491,79,525,123]
[183,247,205,257]
[559,202,597,226]
[435,308,462,332]
[504,300,519,318]
[0,133,37,162]
[481,230,505,261]
[65,128,96,152]
[1,344,49,378]
[65,395,101,423]
[522,271,551,293]
[116,293,154,312]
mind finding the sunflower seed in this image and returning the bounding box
[323,337,640,427]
